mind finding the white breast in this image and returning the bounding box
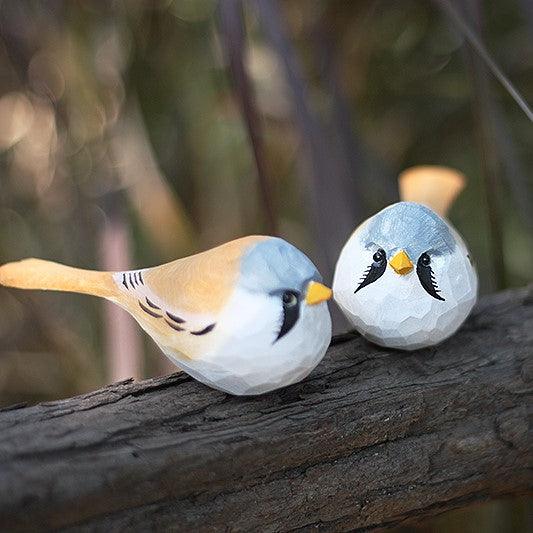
[162,286,332,395]
[333,223,477,350]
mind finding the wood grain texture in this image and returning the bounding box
[0,287,532,532]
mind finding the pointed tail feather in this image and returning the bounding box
[399,166,465,216]
[0,258,118,299]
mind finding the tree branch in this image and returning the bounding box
[0,287,532,531]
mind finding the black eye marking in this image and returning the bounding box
[275,290,301,342]
[416,252,445,301]
[354,248,387,294]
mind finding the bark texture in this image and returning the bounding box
[0,287,532,532]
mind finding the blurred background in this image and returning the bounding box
[0,0,531,530]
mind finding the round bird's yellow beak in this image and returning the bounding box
[305,281,333,305]
[389,250,413,275]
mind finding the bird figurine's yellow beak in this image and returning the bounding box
[305,281,333,305]
[389,250,413,275]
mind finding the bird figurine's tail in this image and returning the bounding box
[398,165,465,217]
[0,258,118,300]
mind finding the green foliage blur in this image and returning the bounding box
[0,1,531,529]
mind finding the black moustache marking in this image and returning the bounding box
[416,257,445,301]
[275,302,300,342]
[274,290,301,342]
[355,259,387,294]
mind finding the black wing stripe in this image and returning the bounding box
[165,319,185,332]
[190,324,216,336]
[145,297,161,310]
[166,311,185,324]
[139,300,162,318]
[138,297,214,335]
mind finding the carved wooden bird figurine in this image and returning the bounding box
[0,236,333,395]
[333,166,478,350]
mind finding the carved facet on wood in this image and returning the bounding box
[333,166,478,350]
[0,236,333,395]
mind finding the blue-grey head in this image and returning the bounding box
[356,202,460,300]
[364,202,456,259]
[239,237,332,340]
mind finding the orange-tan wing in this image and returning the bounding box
[125,235,267,315]
[112,235,269,359]
[0,236,269,360]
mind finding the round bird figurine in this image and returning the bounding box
[0,236,333,395]
[333,166,478,350]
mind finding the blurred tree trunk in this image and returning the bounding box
[99,193,142,381]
